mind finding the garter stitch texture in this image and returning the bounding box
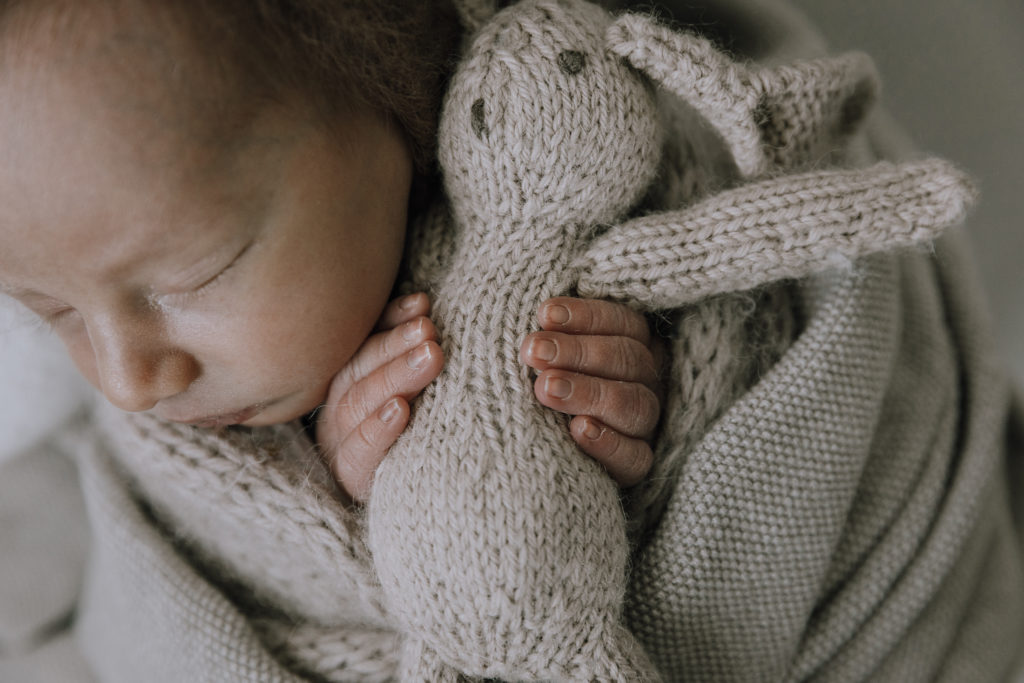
[48,0,1024,681]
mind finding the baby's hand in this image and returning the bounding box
[316,293,444,504]
[521,297,663,488]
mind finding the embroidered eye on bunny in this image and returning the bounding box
[367,1,976,681]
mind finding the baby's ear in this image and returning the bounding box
[751,52,880,169]
[607,13,769,178]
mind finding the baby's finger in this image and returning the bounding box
[329,397,410,503]
[570,416,653,488]
[327,316,438,402]
[538,297,650,346]
[328,341,443,438]
[533,369,659,439]
[521,331,658,387]
[375,292,431,331]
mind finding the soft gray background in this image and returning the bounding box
[790,0,1024,386]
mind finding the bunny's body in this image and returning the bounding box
[370,4,664,679]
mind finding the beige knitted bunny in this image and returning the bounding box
[368,1,975,681]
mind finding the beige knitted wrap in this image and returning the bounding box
[369,0,975,680]
[68,1,1024,681]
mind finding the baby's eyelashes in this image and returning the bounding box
[39,306,79,330]
[8,291,76,330]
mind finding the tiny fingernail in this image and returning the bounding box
[402,318,423,342]
[407,342,432,369]
[544,304,570,325]
[380,399,401,423]
[581,418,603,441]
[545,376,572,399]
[399,294,421,311]
[530,338,557,362]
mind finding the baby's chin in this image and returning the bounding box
[237,391,326,428]
[156,388,325,429]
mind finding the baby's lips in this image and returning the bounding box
[171,402,264,428]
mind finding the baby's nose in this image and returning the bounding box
[99,349,199,412]
[90,317,199,412]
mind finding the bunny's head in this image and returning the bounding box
[438,0,663,230]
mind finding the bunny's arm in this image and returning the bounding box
[575,158,976,310]
[607,14,879,177]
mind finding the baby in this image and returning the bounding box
[0,0,661,502]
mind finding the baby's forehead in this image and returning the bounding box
[0,8,302,274]
[4,0,248,132]
[9,6,305,213]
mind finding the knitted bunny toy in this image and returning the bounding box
[368,1,975,680]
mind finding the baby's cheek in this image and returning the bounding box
[227,299,359,406]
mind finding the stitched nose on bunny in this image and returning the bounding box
[367,0,664,681]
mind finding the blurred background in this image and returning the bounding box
[791,0,1024,387]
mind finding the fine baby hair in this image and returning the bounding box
[368,0,975,680]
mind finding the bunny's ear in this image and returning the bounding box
[575,158,977,310]
[607,14,882,177]
[750,52,880,169]
[452,0,501,33]
[607,13,769,178]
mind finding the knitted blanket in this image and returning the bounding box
[70,0,1024,681]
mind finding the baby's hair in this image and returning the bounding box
[0,0,465,174]
[205,0,466,173]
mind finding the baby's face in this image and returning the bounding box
[0,7,412,427]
